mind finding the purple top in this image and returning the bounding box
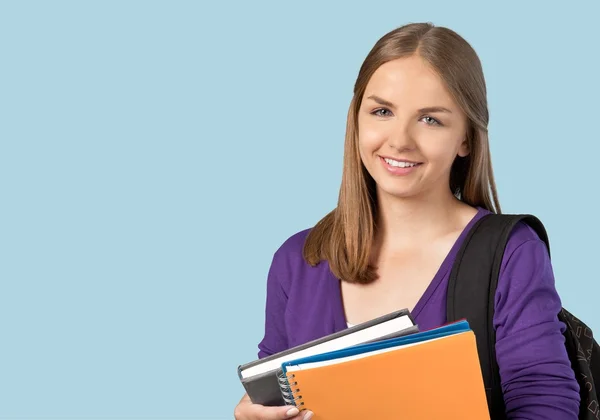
[257,207,580,418]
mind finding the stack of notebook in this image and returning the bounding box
[238,309,489,419]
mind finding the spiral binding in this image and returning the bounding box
[277,370,304,408]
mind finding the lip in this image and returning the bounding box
[379,156,423,176]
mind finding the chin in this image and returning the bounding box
[378,185,419,200]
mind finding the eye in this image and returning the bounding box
[371,108,393,117]
[421,116,442,126]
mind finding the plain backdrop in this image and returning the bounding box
[1,1,599,419]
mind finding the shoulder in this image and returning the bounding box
[494,215,556,310]
[475,209,549,262]
[503,216,550,270]
[268,226,335,294]
[472,210,552,285]
[492,214,563,331]
[273,227,312,259]
[268,227,314,284]
[507,219,547,249]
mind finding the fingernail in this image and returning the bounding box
[286,407,299,417]
[303,410,314,420]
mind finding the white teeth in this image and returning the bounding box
[384,158,419,168]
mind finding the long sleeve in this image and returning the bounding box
[257,251,289,359]
[494,232,580,419]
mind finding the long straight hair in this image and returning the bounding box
[303,22,501,284]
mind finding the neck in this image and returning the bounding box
[374,189,473,252]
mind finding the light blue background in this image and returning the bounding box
[1,1,599,419]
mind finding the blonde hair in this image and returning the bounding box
[303,22,501,284]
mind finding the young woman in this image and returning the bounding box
[234,22,580,420]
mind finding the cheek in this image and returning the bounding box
[358,124,386,155]
[420,137,463,166]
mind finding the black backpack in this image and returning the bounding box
[446,213,600,419]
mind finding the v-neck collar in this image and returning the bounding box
[330,207,487,331]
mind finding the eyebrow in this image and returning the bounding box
[366,95,453,114]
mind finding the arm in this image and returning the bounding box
[494,235,580,419]
[257,251,289,358]
[234,253,311,419]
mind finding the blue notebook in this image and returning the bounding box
[281,319,470,374]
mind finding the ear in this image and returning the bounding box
[457,137,470,158]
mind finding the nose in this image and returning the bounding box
[386,121,416,152]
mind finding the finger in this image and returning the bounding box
[288,410,312,420]
[298,410,314,420]
[248,404,301,420]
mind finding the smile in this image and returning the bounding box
[383,157,420,168]
[380,156,423,175]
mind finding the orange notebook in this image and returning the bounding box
[279,320,489,420]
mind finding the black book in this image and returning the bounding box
[237,308,418,406]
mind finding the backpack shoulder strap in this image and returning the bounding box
[446,212,549,418]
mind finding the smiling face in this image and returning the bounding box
[357,55,470,202]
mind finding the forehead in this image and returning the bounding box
[365,56,455,106]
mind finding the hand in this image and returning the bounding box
[234,393,313,420]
